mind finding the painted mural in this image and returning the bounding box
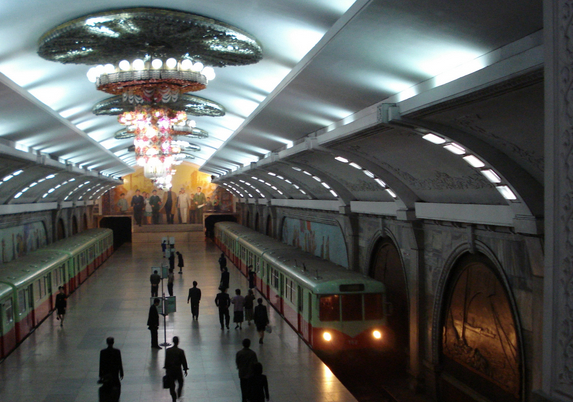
[281,218,348,267]
[442,261,520,398]
[105,162,233,216]
[0,222,47,265]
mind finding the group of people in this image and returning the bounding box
[98,335,269,402]
[139,250,270,401]
[117,187,221,225]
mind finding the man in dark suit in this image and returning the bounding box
[99,337,123,402]
[131,189,144,226]
[187,281,201,320]
[147,298,161,349]
[164,336,188,402]
[215,287,231,330]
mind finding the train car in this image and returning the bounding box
[0,228,113,359]
[44,229,113,292]
[215,222,389,352]
[0,283,15,359]
[0,250,68,349]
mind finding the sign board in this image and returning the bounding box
[164,296,176,314]
[160,263,169,278]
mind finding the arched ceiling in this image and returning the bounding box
[0,0,544,232]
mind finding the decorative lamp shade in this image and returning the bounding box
[144,159,166,179]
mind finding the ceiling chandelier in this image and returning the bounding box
[38,7,263,187]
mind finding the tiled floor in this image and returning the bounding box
[0,234,357,402]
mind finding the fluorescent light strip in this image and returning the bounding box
[422,133,446,144]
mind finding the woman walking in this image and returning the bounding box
[232,289,245,329]
[244,289,255,326]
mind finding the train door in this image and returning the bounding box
[0,297,15,359]
[279,273,284,315]
[297,285,304,333]
[16,285,33,341]
[307,293,313,344]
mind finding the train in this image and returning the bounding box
[214,222,389,352]
[0,228,113,359]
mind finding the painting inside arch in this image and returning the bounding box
[105,162,233,214]
[0,222,47,265]
[442,261,520,399]
[281,218,348,267]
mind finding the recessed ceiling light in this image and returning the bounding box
[444,143,466,155]
[422,133,446,144]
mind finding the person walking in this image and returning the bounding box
[164,336,188,402]
[161,240,167,258]
[149,189,162,224]
[187,281,201,320]
[150,270,161,297]
[55,286,67,326]
[220,266,230,291]
[98,337,123,402]
[176,251,184,274]
[167,268,174,297]
[218,252,227,271]
[232,289,245,329]
[147,298,161,349]
[215,288,231,330]
[254,298,269,344]
[248,265,256,289]
[244,289,255,326]
[236,338,258,402]
[169,251,175,272]
[249,362,270,402]
[130,189,144,226]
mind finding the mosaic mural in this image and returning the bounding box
[0,222,47,265]
[281,218,348,267]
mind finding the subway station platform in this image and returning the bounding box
[0,234,358,402]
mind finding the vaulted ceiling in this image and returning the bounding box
[0,0,544,230]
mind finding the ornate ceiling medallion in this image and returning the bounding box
[37,7,263,66]
[94,93,226,117]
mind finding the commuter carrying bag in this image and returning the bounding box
[162,375,170,389]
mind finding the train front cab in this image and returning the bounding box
[0,284,15,359]
[311,291,387,352]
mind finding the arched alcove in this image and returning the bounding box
[72,215,78,235]
[56,218,66,241]
[439,253,521,402]
[83,213,88,230]
[255,212,260,232]
[369,237,409,367]
[265,214,272,237]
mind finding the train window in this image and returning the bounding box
[364,293,384,320]
[319,295,340,322]
[286,278,296,303]
[271,269,279,289]
[18,290,27,314]
[4,299,14,323]
[341,294,363,321]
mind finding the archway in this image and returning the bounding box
[255,212,260,232]
[56,219,66,240]
[439,253,521,402]
[265,215,272,237]
[72,215,78,235]
[369,237,409,367]
[246,211,250,229]
[83,213,88,230]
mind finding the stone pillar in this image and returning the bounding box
[539,0,573,400]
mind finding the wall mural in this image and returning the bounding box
[104,163,233,216]
[0,222,47,265]
[281,218,348,267]
[442,260,520,399]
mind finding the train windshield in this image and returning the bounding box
[364,293,384,320]
[319,295,340,321]
[320,293,384,322]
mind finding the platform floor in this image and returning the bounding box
[0,234,358,402]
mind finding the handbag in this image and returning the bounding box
[162,375,170,389]
[265,325,272,334]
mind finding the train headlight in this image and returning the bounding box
[372,330,382,340]
[323,331,332,341]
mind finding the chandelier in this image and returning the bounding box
[38,7,263,185]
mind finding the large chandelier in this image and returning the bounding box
[38,7,263,184]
